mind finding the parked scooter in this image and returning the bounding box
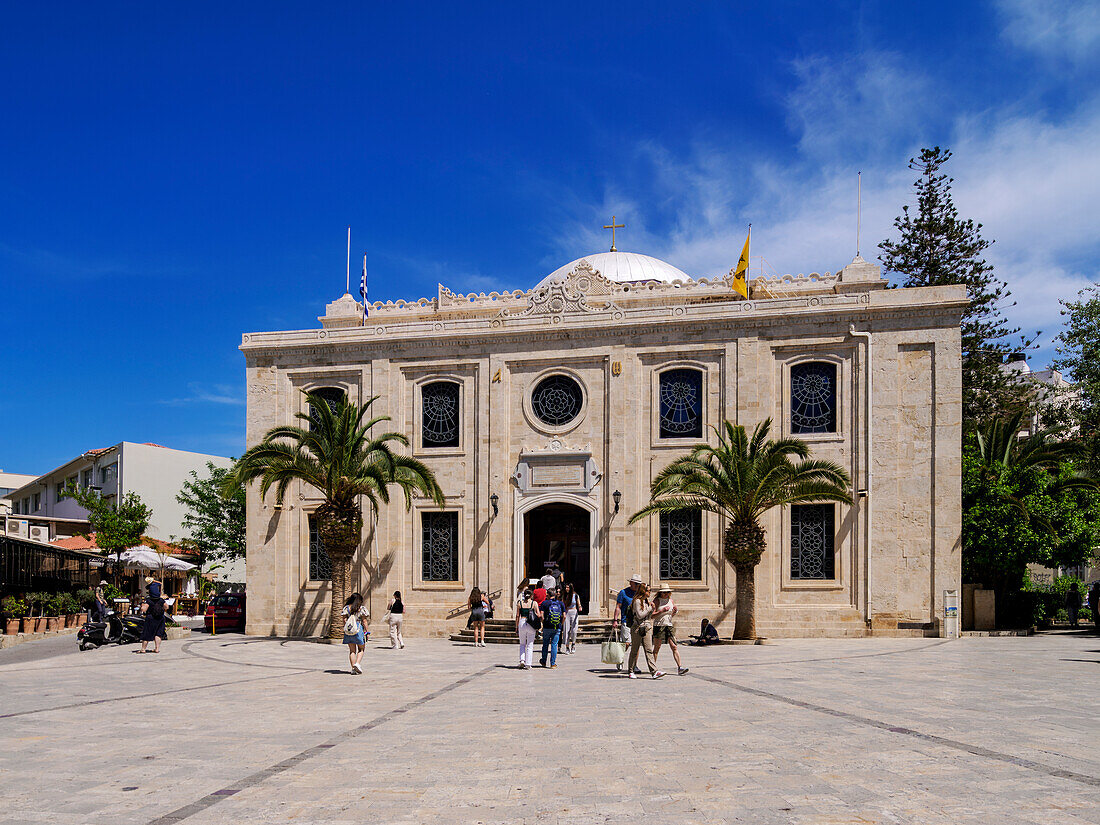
[77,611,145,650]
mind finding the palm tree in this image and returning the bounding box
[229,391,444,639]
[629,418,852,640]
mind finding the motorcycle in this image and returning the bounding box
[77,611,145,650]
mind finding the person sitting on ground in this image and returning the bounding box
[688,618,721,645]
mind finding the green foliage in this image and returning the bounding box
[1052,285,1100,431]
[1,597,26,617]
[230,391,445,639]
[58,592,80,614]
[878,146,1023,426]
[26,592,49,616]
[45,593,65,616]
[75,589,95,609]
[1053,608,1069,623]
[176,462,246,564]
[102,583,124,602]
[63,484,152,556]
[963,443,1100,595]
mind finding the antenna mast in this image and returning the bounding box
[346,226,351,294]
[856,172,862,258]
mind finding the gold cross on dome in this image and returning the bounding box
[603,215,625,252]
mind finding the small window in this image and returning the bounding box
[82,469,93,488]
[531,374,584,427]
[100,464,117,485]
[307,515,333,581]
[421,381,460,448]
[422,511,459,582]
[791,504,836,580]
[791,362,837,434]
[32,493,41,512]
[309,387,347,433]
[659,368,703,439]
[56,483,66,503]
[659,509,702,580]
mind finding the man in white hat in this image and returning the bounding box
[612,574,645,672]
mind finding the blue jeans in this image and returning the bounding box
[540,627,561,666]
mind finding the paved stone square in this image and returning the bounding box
[1,630,1098,824]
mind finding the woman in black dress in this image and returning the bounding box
[139,576,167,653]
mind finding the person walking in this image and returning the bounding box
[651,586,688,675]
[91,580,109,622]
[341,592,370,674]
[539,587,565,668]
[626,584,663,679]
[468,587,487,647]
[138,577,166,654]
[386,591,405,649]
[562,583,581,654]
[515,588,540,669]
[613,574,643,672]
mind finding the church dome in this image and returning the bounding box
[536,251,691,289]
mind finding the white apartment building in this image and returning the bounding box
[6,442,233,546]
[0,470,39,515]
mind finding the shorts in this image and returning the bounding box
[653,625,676,644]
[343,631,365,646]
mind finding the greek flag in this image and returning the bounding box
[360,254,368,319]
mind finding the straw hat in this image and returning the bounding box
[629,573,644,585]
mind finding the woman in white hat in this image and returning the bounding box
[652,586,688,675]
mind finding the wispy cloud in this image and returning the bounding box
[995,0,1100,64]
[160,383,244,407]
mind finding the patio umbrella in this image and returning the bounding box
[103,548,197,571]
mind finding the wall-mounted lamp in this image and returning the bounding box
[490,493,499,518]
[613,490,622,514]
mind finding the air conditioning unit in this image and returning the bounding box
[28,525,50,543]
[9,519,29,538]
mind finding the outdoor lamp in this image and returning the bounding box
[490,493,499,518]
[613,490,622,514]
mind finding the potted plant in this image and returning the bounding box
[74,589,94,625]
[29,592,48,633]
[60,593,81,627]
[2,597,25,635]
[45,594,64,632]
[21,594,37,634]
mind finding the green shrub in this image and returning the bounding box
[27,592,49,616]
[1,596,26,618]
[75,588,95,608]
[59,593,80,614]
[46,594,67,616]
[1054,608,1069,623]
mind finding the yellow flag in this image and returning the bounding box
[731,229,750,298]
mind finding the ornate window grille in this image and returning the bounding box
[422,511,459,582]
[421,381,460,448]
[659,509,702,580]
[790,504,835,579]
[309,386,346,433]
[659,368,703,438]
[790,362,837,434]
[531,374,584,427]
[308,515,333,581]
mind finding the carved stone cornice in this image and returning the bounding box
[494,261,621,325]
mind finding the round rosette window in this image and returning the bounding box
[530,374,585,427]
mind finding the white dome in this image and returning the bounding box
[536,251,691,288]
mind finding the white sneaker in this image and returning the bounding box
[627,672,637,679]
[652,671,665,679]
[352,663,362,674]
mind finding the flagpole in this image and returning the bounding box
[856,172,862,258]
[346,227,351,294]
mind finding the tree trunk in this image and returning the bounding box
[723,520,767,640]
[317,502,364,640]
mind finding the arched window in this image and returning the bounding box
[790,362,837,434]
[422,381,460,448]
[308,387,346,433]
[659,368,703,439]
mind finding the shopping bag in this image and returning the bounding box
[601,637,626,665]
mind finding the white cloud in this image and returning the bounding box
[160,383,244,407]
[996,0,1100,63]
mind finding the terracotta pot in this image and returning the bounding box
[64,614,77,628]
[75,612,88,626]
[46,616,62,632]
[22,617,35,634]
[5,619,19,635]
[35,617,48,633]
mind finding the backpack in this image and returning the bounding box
[148,599,165,619]
[546,600,563,629]
[525,603,542,631]
[343,613,359,635]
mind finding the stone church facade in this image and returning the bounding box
[240,250,965,638]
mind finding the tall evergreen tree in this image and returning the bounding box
[879,146,1021,426]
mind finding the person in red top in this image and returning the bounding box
[532,580,548,605]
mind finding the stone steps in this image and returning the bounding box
[449,617,617,645]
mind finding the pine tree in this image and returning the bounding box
[879,147,1021,426]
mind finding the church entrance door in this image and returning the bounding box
[524,503,591,611]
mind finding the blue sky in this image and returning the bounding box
[3,1,1098,474]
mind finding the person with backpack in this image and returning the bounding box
[138,577,167,654]
[341,592,370,675]
[539,587,565,668]
[515,587,540,669]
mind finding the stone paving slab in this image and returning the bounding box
[1,630,1098,824]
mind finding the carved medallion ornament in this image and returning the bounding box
[496,261,621,323]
